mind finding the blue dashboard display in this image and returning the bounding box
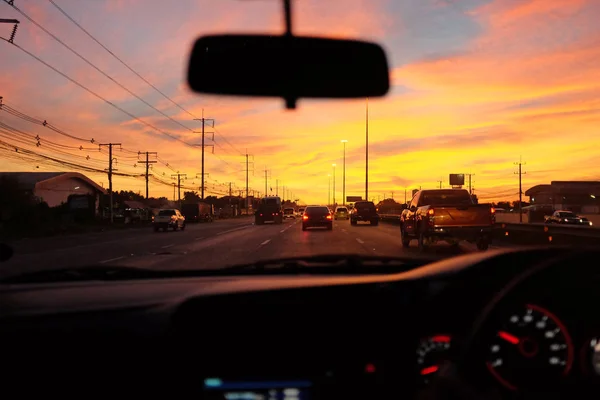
[203,378,311,400]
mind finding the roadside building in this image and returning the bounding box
[0,171,106,209]
[526,181,600,214]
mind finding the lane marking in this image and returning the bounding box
[216,225,251,236]
[194,236,205,240]
[341,229,347,232]
[280,230,285,233]
[161,244,174,249]
[260,239,271,246]
[356,238,365,244]
[99,256,125,264]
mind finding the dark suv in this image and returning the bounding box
[255,196,283,224]
[350,201,379,226]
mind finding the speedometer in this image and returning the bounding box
[486,304,574,390]
[416,335,452,384]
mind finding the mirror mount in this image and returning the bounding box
[410,206,417,212]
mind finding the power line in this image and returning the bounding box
[4,1,201,139]
[46,0,245,157]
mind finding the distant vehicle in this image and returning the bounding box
[255,196,283,224]
[153,209,185,232]
[544,210,592,226]
[297,207,305,216]
[350,201,379,226]
[302,206,333,231]
[283,207,295,219]
[334,206,349,220]
[181,202,214,222]
[400,189,494,251]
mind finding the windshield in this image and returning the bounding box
[1,0,597,280]
[158,210,176,216]
[559,212,576,218]
[305,206,330,215]
[421,191,473,206]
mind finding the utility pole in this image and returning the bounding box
[332,163,336,206]
[404,189,407,204]
[137,151,157,199]
[341,139,348,205]
[276,179,279,196]
[365,98,369,201]
[193,110,215,199]
[242,151,254,214]
[171,173,187,207]
[514,158,527,223]
[262,167,271,196]
[99,143,121,223]
[464,173,475,194]
[437,180,443,189]
[328,174,331,207]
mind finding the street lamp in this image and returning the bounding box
[327,174,331,207]
[341,139,348,205]
[365,98,369,202]
[332,163,336,206]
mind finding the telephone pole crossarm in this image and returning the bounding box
[137,151,157,199]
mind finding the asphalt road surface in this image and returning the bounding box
[0,217,501,278]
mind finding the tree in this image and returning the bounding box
[183,191,201,203]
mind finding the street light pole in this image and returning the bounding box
[332,163,336,206]
[328,174,331,207]
[365,98,369,201]
[341,139,348,205]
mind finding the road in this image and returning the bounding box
[0,217,497,278]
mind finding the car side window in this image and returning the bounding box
[409,193,420,208]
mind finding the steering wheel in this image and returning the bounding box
[417,249,596,400]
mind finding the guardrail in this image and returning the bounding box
[495,222,600,245]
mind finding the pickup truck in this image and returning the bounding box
[350,201,379,226]
[400,189,495,251]
[544,210,592,226]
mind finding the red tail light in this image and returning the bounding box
[302,215,308,220]
[490,207,496,224]
[326,215,332,220]
[490,207,496,214]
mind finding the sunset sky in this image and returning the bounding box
[1,0,599,205]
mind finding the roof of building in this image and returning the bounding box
[525,181,600,196]
[0,172,106,194]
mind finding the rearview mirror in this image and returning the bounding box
[187,34,390,109]
[410,206,417,212]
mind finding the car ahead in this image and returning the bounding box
[152,209,185,232]
[283,207,295,219]
[255,196,283,224]
[334,206,349,220]
[302,206,333,231]
[350,201,379,226]
[297,207,305,217]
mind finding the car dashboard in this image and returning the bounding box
[1,247,599,399]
